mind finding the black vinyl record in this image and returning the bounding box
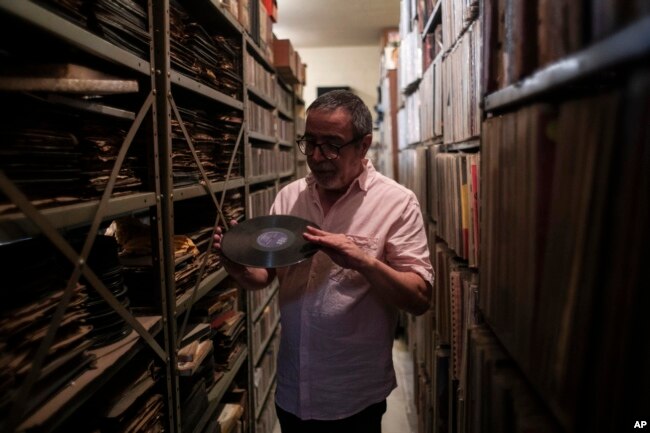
[221,215,320,268]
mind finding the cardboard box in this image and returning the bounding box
[273,37,299,84]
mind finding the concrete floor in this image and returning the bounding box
[271,338,417,433]
[383,338,417,433]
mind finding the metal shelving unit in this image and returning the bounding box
[0,0,297,432]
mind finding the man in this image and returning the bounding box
[213,90,433,433]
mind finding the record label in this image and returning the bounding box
[221,215,320,268]
[255,228,295,251]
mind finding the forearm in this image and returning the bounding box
[358,258,431,315]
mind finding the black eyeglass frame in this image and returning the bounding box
[296,135,365,160]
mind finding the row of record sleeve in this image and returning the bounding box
[411,229,565,433]
[245,50,277,103]
[440,0,479,52]
[247,101,276,138]
[249,147,294,178]
[399,144,480,267]
[249,185,276,219]
[482,0,650,94]
[253,329,279,413]
[480,70,650,432]
[398,19,481,150]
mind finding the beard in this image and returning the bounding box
[307,152,365,193]
[310,167,341,190]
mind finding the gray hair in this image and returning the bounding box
[306,90,373,137]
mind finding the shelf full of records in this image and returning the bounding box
[484,15,650,111]
[248,185,276,219]
[249,285,280,432]
[247,101,275,139]
[0,0,299,432]
[277,117,294,144]
[477,2,650,433]
[427,145,480,267]
[253,330,279,419]
[441,20,481,146]
[276,80,294,120]
[418,54,443,141]
[0,2,164,431]
[247,146,295,179]
[255,382,277,433]
[481,72,650,432]
[399,0,423,93]
[398,7,482,151]
[251,297,280,365]
[440,0,478,52]
[398,146,428,208]
[245,51,276,106]
[394,1,485,433]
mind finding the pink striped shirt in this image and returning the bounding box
[270,159,433,420]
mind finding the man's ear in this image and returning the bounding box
[360,133,373,156]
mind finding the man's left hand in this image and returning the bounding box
[302,226,371,271]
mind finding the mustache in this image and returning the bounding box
[308,162,335,171]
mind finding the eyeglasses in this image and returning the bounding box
[296,135,363,160]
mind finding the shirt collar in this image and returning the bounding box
[305,159,375,193]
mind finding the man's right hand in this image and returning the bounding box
[213,219,248,276]
[213,219,276,290]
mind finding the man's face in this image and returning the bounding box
[304,108,369,192]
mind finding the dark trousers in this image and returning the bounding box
[275,400,387,433]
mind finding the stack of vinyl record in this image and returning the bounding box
[190,288,245,372]
[92,0,150,59]
[180,378,209,433]
[171,107,217,186]
[212,311,246,372]
[0,92,144,210]
[99,358,164,433]
[34,0,151,59]
[53,353,165,433]
[0,124,84,201]
[222,191,245,223]
[212,112,245,182]
[187,226,222,281]
[169,0,243,99]
[112,216,210,306]
[178,325,214,433]
[170,106,243,187]
[78,119,145,195]
[32,0,87,27]
[83,235,133,348]
[0,237,95,420]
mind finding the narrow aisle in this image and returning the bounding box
[271,338,417,433]
[382,338,417,433]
